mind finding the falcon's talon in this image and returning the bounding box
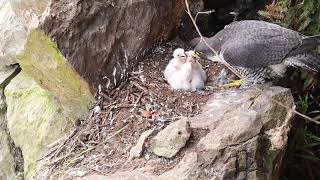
[222,79,242,88]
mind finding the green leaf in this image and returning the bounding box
[294,154,320,161]
[307,134,320,142]
[309,110,320,114]
[303,142,320,148]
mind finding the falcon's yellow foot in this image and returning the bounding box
[222,79,242,88]
[192,51,202,58]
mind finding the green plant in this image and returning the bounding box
[259,1,320,179]
[279,0,320,34]
[284,95,320,180]
[297,95,309,114]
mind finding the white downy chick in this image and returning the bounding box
[168,59,193,91]
[164,48,207,91]
[186,50,207,91]
[164,48,187,81]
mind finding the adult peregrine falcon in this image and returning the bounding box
[194,20,320,87]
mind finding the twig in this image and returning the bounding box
[134,92,144,105]
[66,123,130,164]
[118,104,137,108]
[271,98,320,124]
[184,0,320,124]
[38,128,78,161]
[131,81,148,92]
[103,101,117,109]
[185,0,241,78]
[44,143,77,166]
[88,167,109,176]
[195,9,215,22]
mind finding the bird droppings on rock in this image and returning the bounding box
[150,119,192,158]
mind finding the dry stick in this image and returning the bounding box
[66,123,130,165]
[184,0,320,124]
[38,128,78,161]
[185,0,241,78]
[270,97,320,124]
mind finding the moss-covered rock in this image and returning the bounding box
[0,66,24,180]
[0,82,17,180]
[5,30,94,180]
[0,104,17,180]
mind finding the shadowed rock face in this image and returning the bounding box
[40,0,186,92]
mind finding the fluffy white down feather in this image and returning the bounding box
[164,49,206,91]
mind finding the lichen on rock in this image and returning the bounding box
[0,67,22,180]
[4,29,94,180]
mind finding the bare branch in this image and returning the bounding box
[185,0,242,78]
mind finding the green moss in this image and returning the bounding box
[19,29,94,112]
[5,29,94,180]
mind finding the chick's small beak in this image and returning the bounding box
[192,51,202,58]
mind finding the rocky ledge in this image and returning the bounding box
[82,86,294,180]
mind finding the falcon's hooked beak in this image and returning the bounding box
[192,51,203,59]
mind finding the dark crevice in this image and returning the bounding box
[178,0,273,43]
[201,0,273,36]
[0,64,21,88]
[0,64,24,178]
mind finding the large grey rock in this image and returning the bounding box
[40,0,186,92]
[82,86,294,180]
[189,86,294,180]
[0,66,23,180]
[0,0,49,67]
[0,94,17,180]
[160,152,199,180]
[0,0,26,67]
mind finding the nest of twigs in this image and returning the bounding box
[37,39,222,179]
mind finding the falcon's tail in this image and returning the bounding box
[285,52,320,72]
[301,35,320,50]
[287,35,320,56]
